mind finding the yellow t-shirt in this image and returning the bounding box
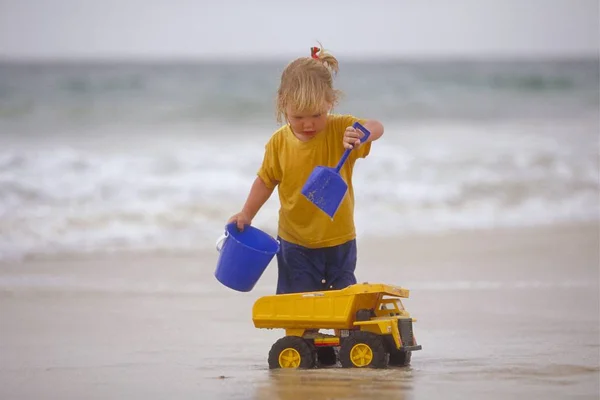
[257,114,370,248]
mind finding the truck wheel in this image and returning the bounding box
[389,350,412,367]
[268,336,316,369]
[339,331,388,368]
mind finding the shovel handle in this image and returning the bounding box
[335,122,371,173]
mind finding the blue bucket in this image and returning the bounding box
[214,223,280,292]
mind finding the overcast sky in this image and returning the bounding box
[0,0,598,60]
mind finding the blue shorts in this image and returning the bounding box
[275,237,357,294]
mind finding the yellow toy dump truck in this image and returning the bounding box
[252,283,422,369]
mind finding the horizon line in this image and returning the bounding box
[1,52,598,64]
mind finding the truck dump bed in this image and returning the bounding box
[252,283,410,330]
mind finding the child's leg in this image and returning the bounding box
[275,237,327,294]
[324,239,358,290]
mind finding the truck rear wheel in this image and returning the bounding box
[339,331,388,368]
[268,336,316,369]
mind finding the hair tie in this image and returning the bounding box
[311,47,320,59]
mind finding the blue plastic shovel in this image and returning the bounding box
[301,122,371,218]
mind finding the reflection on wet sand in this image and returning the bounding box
[253,366,414,400]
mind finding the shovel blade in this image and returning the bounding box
[301,166,348,218]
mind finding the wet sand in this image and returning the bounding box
[1,222,598,399]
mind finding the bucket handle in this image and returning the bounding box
[216,227,281,253]
[216,231,229,252]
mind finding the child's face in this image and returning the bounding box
[286,104,330,140]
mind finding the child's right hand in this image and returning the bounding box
[227,212,251,231]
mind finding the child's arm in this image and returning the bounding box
[343,119,384,149]
[362,120,384,142]
[227,176,275,230]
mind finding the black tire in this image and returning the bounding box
[316,346,338,366]
[268,336,316,369]
[389,350,412,367]
[339,331,388,368]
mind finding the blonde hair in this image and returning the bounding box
[276,43,342,124]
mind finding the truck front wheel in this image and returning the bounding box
[339,331,388,368]
[389,350,412,367]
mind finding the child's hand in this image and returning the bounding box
[343,126,365,150]
[227,211,251,231]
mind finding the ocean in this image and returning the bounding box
[0,59,598,261]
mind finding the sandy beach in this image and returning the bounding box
[1,221,598,399]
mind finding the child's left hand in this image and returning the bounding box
[343,126,365,150]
